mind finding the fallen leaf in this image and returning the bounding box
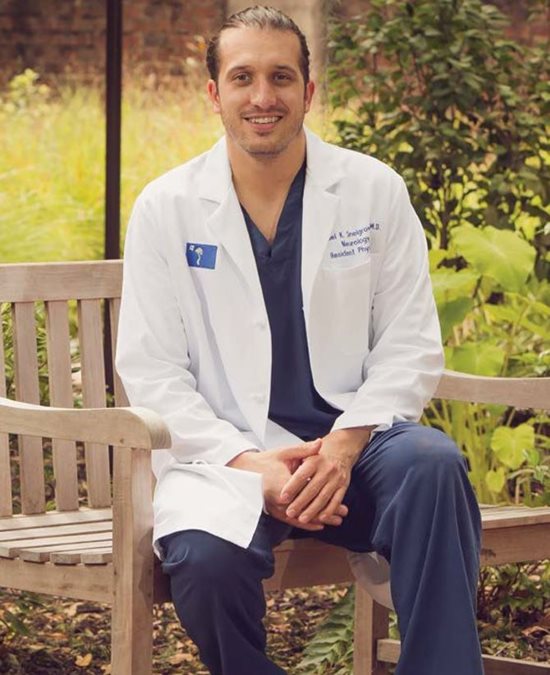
[76,653,93,667]
[169,653,194,664]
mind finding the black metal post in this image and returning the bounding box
[105,0,122,261]
[104,0,123,407]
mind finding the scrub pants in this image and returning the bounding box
[160,422,484,675]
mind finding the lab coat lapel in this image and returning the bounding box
[198,137,263,304]
[197,138,270,441]
[301,129,344,315]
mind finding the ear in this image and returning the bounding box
[304,80,315,113]
[207,79,221,113]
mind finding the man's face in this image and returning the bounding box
[207,27,314,158]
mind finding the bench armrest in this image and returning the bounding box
[0,397,171,449]
[435,370,550,410]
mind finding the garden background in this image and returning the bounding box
[0,0,549,673]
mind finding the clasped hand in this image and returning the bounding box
[228,437,353,531]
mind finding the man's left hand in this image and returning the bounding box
[279,427,374,525]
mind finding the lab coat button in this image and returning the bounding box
[251,393,266,403]
[254,319,267,331]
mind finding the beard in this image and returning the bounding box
[219,106,305,158]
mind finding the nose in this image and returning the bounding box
[250,78,277,109]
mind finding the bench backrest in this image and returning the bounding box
[1,260,548,519]
[0,261,127,516]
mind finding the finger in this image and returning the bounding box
[284,463,339,516]
[319,488,348,522]
[297,484,336,524]
[277,438,322,463]
[313,513,342,526]
[279,469,316,505]
[269,505,324,531]
[279,458,319,503]
[337,503,348,517]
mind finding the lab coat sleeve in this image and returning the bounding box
[115,194,258,465]
[332,177,444,431]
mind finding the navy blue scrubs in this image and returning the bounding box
[161,162,483,675]
[241,162,340,441]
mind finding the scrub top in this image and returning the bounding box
[241,162,340,441]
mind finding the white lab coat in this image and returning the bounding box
[116,128,444,559]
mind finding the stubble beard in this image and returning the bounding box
[221,107,305,159]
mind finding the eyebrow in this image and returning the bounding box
[225,64,298,77]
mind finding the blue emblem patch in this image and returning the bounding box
[186,243,217,269]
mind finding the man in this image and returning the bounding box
[116,6,483,675]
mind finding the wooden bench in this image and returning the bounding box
[0,260,549,675]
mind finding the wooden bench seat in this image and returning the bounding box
[1,260,549,675]
[2,505,548,572]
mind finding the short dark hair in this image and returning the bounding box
[206,5,310,84]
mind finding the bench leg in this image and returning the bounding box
[111,446,155,675]
[354,584,390,675]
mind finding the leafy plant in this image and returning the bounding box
[328,0,549,504]
[328,0,549,267]
[296,586,355,674]
[425,221,550,504]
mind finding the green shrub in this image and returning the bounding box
[329,0,550,505]
[328,0,549,259]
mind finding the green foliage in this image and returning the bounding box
[0,68,51,115]
[329,0,549,505]
[452,225,536,293]
[0,72,223,263]
[296,587,354,674]
[478,562,550,636]
[426,223,549,505]
[0,592,43,639]
[1,302,51,405]
[328,0,549,261]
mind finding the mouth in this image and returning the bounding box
[243,115,283,131]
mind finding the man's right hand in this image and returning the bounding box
[227,440,348,531]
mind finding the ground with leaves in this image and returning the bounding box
[0,586,346,674]
[0,582,549,674]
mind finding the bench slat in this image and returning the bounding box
[0,318,11,516]
[53,549,113,565]
[1,532,113,558]
[12,302,45,514]
[17,539,113,563]
[109,298,129,407]
[0,508,112,532]
[16,547,113,566]
[0,261,122,303]
[78,299,111,508]
[45,300,78,511]
[480,505,550,528]
[0,519,112,542]
[377,638,550,672]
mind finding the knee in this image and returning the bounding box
[391,426,465,480]
[414,427,462,465]
[161,530,241,586]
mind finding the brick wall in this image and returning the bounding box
[0,0,546,87]
[0,0,223,86]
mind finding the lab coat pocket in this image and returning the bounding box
[318,259,373,356]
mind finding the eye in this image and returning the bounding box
[274,72,292,82]
[233,72,251,83]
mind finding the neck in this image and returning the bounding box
[228,130,306,201]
